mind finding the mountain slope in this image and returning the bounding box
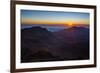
[21,26,89,63]
[54,26,89,59]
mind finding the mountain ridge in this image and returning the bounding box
[21,26,89,63]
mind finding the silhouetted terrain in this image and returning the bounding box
[21,26,89,63]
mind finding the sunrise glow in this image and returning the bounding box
[21,10,90,28]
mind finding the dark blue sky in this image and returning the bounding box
[21,10,90,25]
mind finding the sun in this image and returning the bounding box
[67,21,73,26]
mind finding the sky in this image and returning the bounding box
[21,9,90,27]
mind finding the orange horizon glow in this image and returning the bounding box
[22,18,89,27]
[21,10,90,27]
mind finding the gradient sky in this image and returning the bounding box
[21,10,90,26]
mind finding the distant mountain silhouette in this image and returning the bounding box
[55,26,89,43]
[21,26,89,63]
[54,26,89,60]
